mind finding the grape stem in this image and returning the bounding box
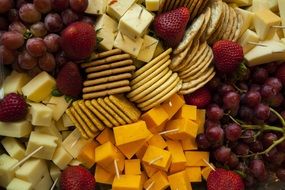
[241,124,284,133]
[270,108,285,127]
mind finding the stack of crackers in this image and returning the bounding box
[66,95,141,139]
[127,48,182,111]
[81,49,136,100]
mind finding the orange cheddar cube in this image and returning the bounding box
[125,159,141,175]
[168,170,192,190]
[142,145,171,171]
[77,140,99,168]
[148,134,167,149]
[117,139,147,159]
[185,167,202,182]
[94,165,114,185]
[185,151,209,167]
[113,121,151,146]
[142,162,159,178]
[181,137,198,151]
[112,175,143,190]
[164,119,198,140]
[94,142,125,174]
[96,128,115,145]
[141,106,169,133]
[144,171,169,190]
[135,143,148,159]
[201,165,215,180]
[196,109,206,134]
[141,171,148,185]
[166,140,187,173]
[161,94,185,119]
[174,105,197,121]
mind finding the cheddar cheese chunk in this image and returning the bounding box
[94,165,114,185]
[96,128,115,145]
[125,159,141,175]
[181,137,198,151]
[144,171,169,190]
[168,170,192,190]
[148,134,167,149]
[185,151,209,167]
[174,105,197,121]
[164,119,198,140]
[196,109,206,134]
[161,94,185,119]
[185,167,202,182]
[77,140,99,168]
[112,175,143,190]
[166,140,187,173]
[141,106,168,133]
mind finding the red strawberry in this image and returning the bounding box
[207,168,245,190]
[0,93,28,122]
[61,21,96,60]
[154,7,190,47]
[60,166,96,190]
[276,63,285,86]
[56,62,83,97]
[184,87,211,108]
[213,40,244,74]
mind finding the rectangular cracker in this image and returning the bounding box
[83,80,130,93]
[83,73,132,87]
[85,59,133,73]
[83,86,131,99]
[66,109,88,139]
[87,65,136,79]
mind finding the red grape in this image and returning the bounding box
[225,153,239,168]
[1,31,25,50]
[16,0,28,9]
[255,103,270,121]
[249,159,266,181]
[261,84,277,99]
[234,143,249,156]
[223,91,240,110]
[252,67,268,84]
[9,21,27,34]
[238,106,254,122]
[18,50,38,70]
[0,0,13,13]
[265,77,282,93]
[8,9,19,22]
[61,9,79,25]
[19,3,41,24]
[0,45,16,65]
[219,84,235,96]
[242,130,255,144]
[0,17,8,30]
[38,53,56,72]
[250,140,263,153]
[276,168,285,181]
[206,104,224,121]
[242,90,261,108]
[44,13,63,32]
[30,22,47,37]
[266,93,284,107]
[262,132,278,149]
[214,146,231,163]
[33,0,52,14]
[69,0,88,13]
[52,0,69,11]
[206,126,224,142]
[44,33,60,53]
[26,38,47,57]
[196,134,211,150]
[225,123,242,141]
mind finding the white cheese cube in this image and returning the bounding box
[15,158,47,186]
[62,113,74,128]
[238,29,259,53]
[1,137,26,160]
[0,120,32,138]
[55,118,69,131]
[252,0,269,12]
[26,132,59,160]
[49,163,61,182]
[114,32,143,57]
[62,129,92,158]
[47,96,71,121]
[0,154,18,187]
[7,178,32,190]
[145,0,160,11]
[61,131,72,140]
[137,35,159,62]
[34,169,53,190]
[85,0,108,15]
[119,4,154,40]
[107,0,137,20]
[281,38,285,44]
[34,121,62,142]
[3,71,31,95]
[22,71,56,103]
[29,103,53,127]
[95,14,118,50]
[245,40,285,66]
[278,0,285,37]
[254,9,281,40]
[235,8,255,35]
[52,145,73,170]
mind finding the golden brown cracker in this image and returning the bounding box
[83,86,131,99]
[83,80,130,93]
[66,109,88,139]
[87,65,136,79]
[83,73,132,87]
[85,59,133,73]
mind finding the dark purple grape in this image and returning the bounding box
[223,91,240,110]
[16,0,28,9]
[277,140,285,152]
[214,146,231,163]
[9,21,27,34]
[234,143,249,156]
[26,37,47,57]
[44,13,63,32]
[19,3,41,24]
[33,0,52,14]
[219,84,235,96]
[249,159,266,181]
[196,134,211,150]
[27,65,42,77]
[61,9,79,25]
[250,141,263,153]
[255,103,270,121]
[242,130,255,144]
[242,90,261,108]
[250,84,261,92]
[266,93,284,107]
[276,168,285,181]
[18,50,38,69]
[268,111,278,123]
[225,123,242,141]
[206,104,224,121]
[1,31,25,50]
[38,53,56,72]
[69,0,88,13]
[0,0,13,13]
[225,153,239,168]
[264,147,278,161]
[0,17,8,30]
[55,51,68,67]
[271,152,285,166]
[262,132,278,149]
[206,126,224,142]
[245,175,256,188]
[261,84,277,99]
[0,46,16,65]
[252,67,268,84]
[238,82,249,92]
[44,33,60,53]
[207,76,221,90]
[205,120,221,129]
[263,62,278,74]
[239,106,254,122]
[80,16,94,26]
[52,0,69,11]
[8,9,19,22]
[30,22,47,37]
[265,77,282,93]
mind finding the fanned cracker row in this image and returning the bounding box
[66,94,141,139]
[81,49,136,99]
[127,48,182,111]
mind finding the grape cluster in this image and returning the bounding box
[196,62,285,187]
[0,0,91,77]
